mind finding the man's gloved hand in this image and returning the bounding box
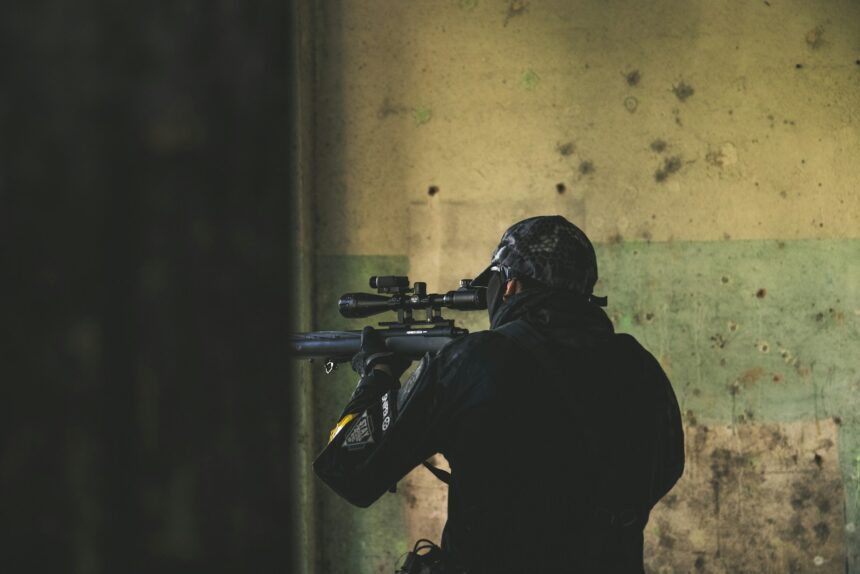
[339,327,412,419]
[350,326,412,380]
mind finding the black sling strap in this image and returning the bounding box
[422,460,451,484]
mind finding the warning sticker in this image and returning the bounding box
[342,410,375,450]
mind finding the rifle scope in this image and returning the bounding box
[338,276,487,319]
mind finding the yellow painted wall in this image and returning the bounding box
[310,1,860,572]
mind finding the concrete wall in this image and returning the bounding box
[309,1,860,572]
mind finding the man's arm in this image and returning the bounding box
[313,351,442,507]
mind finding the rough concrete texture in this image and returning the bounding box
[311,1,860,572]
[647,421,845,573]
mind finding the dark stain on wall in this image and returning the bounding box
[654,156,682,182]
[645,421,845,573]
[650,139,667,153]
[504,0,529,26]
[579,160,595,175]
[378,98,409,119]
[625,69,641,86]
[806,25,825,49]
[557,141,575,156]
[672,82,695,102]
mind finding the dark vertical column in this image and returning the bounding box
[289,0,316,571]
[0,1,293,573]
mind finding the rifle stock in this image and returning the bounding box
[288,324,467,365]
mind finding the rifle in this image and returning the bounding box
[289,275,487,373]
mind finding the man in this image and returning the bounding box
[315,215,684,573]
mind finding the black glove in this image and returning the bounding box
[339,327,411,419]
[350,326,412,380]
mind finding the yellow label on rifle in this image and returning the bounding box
[328,412,357,444]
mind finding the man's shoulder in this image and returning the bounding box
[435,328,518,363]
[422,329,522,388]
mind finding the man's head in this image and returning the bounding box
[471,215,604,323]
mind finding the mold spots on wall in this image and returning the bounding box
[756,288,767,299]
[556,141,575,157]
[654,156,683,183]
[413,107,433,125]
[814,453,825,470]
[555,182,566,194]
[579,160,595,175]
[650,139,667,153]
[625,69,641,87]
[633,311,656,325]
[672,82,695,102]
[805,25,825,49]
[705,143,738,168]
[520,69,540,91]
[427,185,439,197]
[685,410,698,426]
[813,307,846,326]
[709,447,755,514]
[624,96,638,113]
[504,0,529,26]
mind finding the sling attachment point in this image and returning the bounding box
[422,460,452,484]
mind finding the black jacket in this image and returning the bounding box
[314,289,684,573]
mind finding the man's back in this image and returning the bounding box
[436,290,683,573]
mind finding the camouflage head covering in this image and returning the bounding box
[472,215,600,297]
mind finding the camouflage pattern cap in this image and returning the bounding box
[472,215,600,297]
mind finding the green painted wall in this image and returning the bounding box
[313,256,412,573]
[309,1,860,571]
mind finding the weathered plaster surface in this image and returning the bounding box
[647,421,845,573]
[315,0,860,256]
[311,1,860,571]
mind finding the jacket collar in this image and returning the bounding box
[490,288,614,344]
